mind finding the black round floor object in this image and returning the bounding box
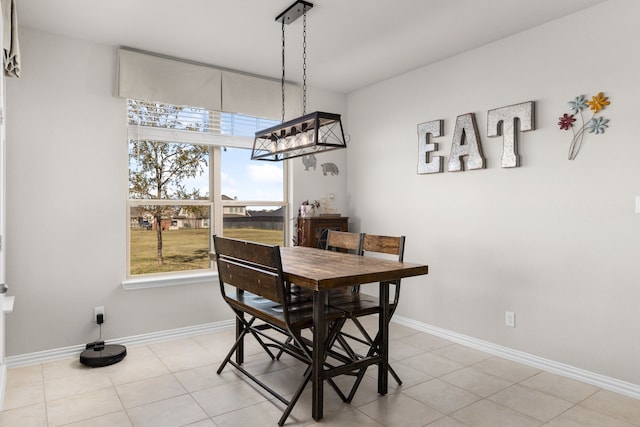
[80,344,127,367]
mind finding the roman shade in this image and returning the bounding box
[116,47,302,121]
[2,0,20,77]
[222,71,302,121]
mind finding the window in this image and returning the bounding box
[221,147,286,247]
[127,100,285,279]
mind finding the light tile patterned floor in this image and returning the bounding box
[2,318,640,426]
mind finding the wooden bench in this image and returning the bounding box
[212,236,347,425]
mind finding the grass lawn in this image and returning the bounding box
[130,227,284,275]
[223,228,284,246]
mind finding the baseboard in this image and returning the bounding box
[5,319,234,368]
[5,316,639,401]
[393,315,640,400]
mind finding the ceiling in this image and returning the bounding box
[18,0,607,93]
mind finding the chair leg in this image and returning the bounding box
[344,348,401,402]
[341,316,404,402]
[245,324,278,360]
[219,323,315,426]
[278,368,312,426]
[351,316,375,346]
[218,314,278,374]
[335,331,359,360]
[327,378,348,402]
[389,364,402,386]
[346,367,367,403]
[278,323,344,424]
[365,329,403,385]
[220,310,352,423]
[275,336,292,360]
[218,320,251,374]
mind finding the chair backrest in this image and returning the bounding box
[362,234,405,262]
[213,235,285,306]
[325,230,364,254]
[362,234,406,308]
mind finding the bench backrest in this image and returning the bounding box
[213,236,285,305]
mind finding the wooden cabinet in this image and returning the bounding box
[296,216,348,249]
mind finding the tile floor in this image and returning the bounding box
[2,317,640,426]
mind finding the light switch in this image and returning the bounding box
[636,196,640,214]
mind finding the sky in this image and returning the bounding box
[182,147,284,204]
[221,148,283,202]
[198,112,284,203]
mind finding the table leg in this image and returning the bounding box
[378,282,390,395]
[235,315,244,364]
[312,290,328,421]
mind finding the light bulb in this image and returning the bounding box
[300,132,310,147]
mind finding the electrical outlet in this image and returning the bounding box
[94,306,105,323]
[505,311,515,328]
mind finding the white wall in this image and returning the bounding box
[290,86,349,229]
[2,29,215,356]
[347,0,640,386]
[3,27,347,357]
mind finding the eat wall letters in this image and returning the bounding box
[417,101,535,174]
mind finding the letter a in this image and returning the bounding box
[447,113,485,172]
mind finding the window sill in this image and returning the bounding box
[122,271,218,290]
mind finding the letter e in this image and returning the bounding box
[417,120,443,174]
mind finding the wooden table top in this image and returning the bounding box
[280,246,428,291]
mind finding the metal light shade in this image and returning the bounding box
[251,111,346,161]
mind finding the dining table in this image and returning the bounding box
[277,245,429,421]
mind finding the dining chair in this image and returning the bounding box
[287,230,363,302]
[329,234,406,402]
[277,229,364,357]
[212,236,348,425]
[313,230,366,358]
[325,229,364,255]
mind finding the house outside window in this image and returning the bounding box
[127,99,286,278]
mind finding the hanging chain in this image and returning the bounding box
[302,8,307,115]
[281,20,286,123]
[280,7,308,121]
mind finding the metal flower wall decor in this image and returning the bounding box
[558,92,611,160]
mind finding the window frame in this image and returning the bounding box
[123,100,289,289]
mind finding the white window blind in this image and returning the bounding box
[127,100,279,149]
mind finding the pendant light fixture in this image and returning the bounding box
[251,0,347,161]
